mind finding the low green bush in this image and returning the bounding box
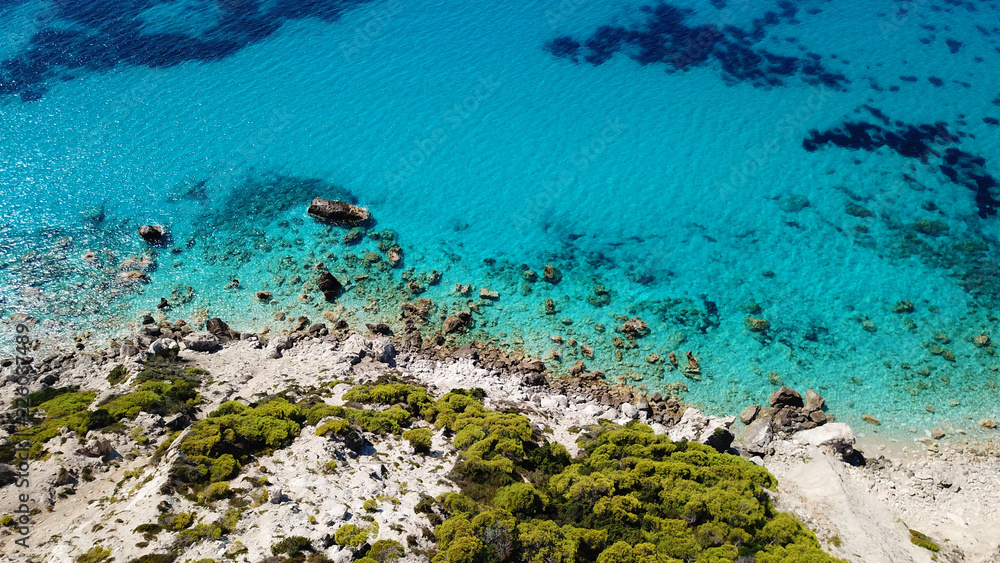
[426,394,846,563]
[271,536,313,557]
[108,364,128,385]
[169,397,304,494]
[909,529,940,552]
[403,428,432,453]
[1,388,96,461]
[334,524,369,548]
[367,539,405,563]
[76,546,112,563]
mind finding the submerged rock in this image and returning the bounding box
[892,299,915,313]
[543,264,562,283]
[443,312,472,334]
[307,198,371,225]
[318,272,344,301]
[138,225,165,243]
[621,317,649,337]
[861,414,880,425]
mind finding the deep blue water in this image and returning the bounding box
[2,0,1000,438]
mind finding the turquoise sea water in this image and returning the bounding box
[1,0,999,436]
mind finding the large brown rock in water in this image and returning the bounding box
[769,386,804,408]
[318,272,344,301]
[138,225,164,243]
[307,198,370,225]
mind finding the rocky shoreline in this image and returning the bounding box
[0,315,998,562]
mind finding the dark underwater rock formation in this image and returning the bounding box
[138,225,164,243]
[308,198,371,225]
[544,2,848,90]
[318,272,344,301]
[803,109,1000,217]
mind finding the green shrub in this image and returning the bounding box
[0,515,14,527]
[169,397,303,493]
[108,364,128,385]
[493,483,548,517]
[334,524,369,548]
[403,428,432,453]
[175,523,223,547]
[414,493,435,515]
[157,512,194,531]
[368,539,405,563]
[0,388,97,461]
[909,529,940,552]
[200,481,231,502]
[133,523,163,541]
[125,555,177,563]
[76,546,112,563]
[316,418,350,437]
[364,499,378,513]
[271,535,313,556]
[430,413,846,563]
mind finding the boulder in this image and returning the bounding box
[739,404,760,424]
[307,198,371,225]
[769,386,804,408]
[803,389,825,412]
[206,318,232,341]
[522,372,546,386]
[809,410,827,424]
[149,338,179,355]
[519,358,545,372]
[267,335,294,359]
[341,334,370,364]
[443,312,471,334]
[318,272,344,301]
[370,338,396,365]
[164,413,191,431]
[77,438,113,458]
[308,323,329,337]
[743,419,773,455]
[183,332,219,352]
[366,323,393,336]
[620,403,639,419]
[667,409,735,453]
[792,422,855,456]
[138,225,164,243]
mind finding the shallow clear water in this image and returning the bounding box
[2,0,999,437]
